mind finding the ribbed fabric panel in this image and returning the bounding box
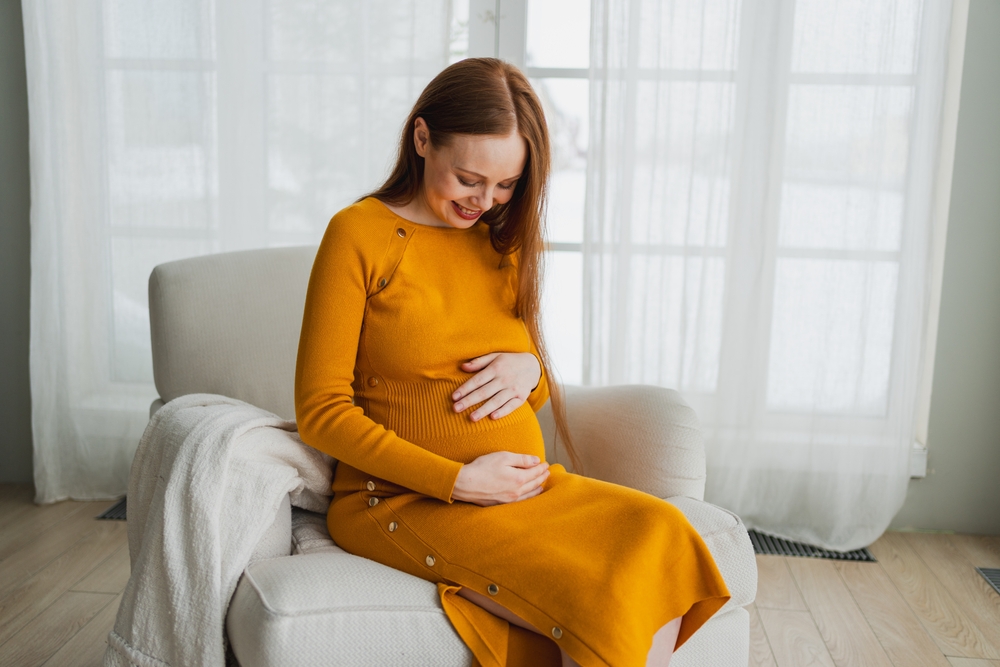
[368,378,535,442]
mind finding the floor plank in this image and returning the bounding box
[756,555,808,610]
[70,542,130,595]
[747,604,778,667]
[946,659,1000,667]
[0,502,120,596]
[836,560,952,667]
[952,535,1000,570]
[0,591,115,667]
[869,532,1000,659]
[0,500,109,564]
[758,608,837,667]
[905,533,1000,653]
[41,593,121,667]
[786,558,893,667]
[0,520,126,646]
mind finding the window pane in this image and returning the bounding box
[784,84,913,186]
[767,259,898,415]
[541,251,583,385]
[624,256,725,392]
[104,0,215,60]
[533,78,588,244]
[630,81,734,247]
[106,71,218,230]
[266,74,427,234]
[266,75,362,233]
[779,183,902,251]
[267,0,362,64]
[526,0,590,68]
[792,0,922,74]
[111,237,216,383]
[637,0,742,70]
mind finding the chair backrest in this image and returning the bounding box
[148,246,318,421]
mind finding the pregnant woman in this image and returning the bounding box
[294,57,729,667]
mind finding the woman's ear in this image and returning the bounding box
[413,117,430,157]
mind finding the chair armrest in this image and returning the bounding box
[537,385,706,501]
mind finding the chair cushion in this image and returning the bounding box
[227,498,756,666]
[227,551,472,667]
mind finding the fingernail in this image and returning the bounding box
[452,392,460,399]
[533,456,540,464]
[455,402,463,411]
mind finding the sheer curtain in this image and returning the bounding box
[585,0,954,549]
[23,0,464,503]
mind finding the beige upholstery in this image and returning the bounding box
[538,384,707,501]
[148,247,757,666]
[149,246,316,421]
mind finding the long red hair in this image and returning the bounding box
[363,57,580,472]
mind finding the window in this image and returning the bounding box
[465,0,947,447]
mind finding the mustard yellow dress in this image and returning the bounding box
[294,197,729,666]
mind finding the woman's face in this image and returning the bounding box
[413,117,527,229]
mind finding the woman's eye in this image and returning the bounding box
[498,182,515,191]
[458,178,477,187]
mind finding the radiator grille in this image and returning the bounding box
[97,496,127,520]
[748,529,876,562]
[978,568,1000,596]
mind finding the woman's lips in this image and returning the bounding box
[451,201,481,221]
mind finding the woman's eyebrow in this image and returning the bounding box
[455,166,521,183]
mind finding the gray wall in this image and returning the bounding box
[0,0,33,484]
[891,0,1000,535]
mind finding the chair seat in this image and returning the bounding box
[226,497,755,667]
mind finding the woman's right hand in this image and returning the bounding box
[452,452,550,506]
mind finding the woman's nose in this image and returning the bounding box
[470,187,493,211]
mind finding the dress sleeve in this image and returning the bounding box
[295,210,463,502]
[525,330,551,413]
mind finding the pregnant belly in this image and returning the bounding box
[398,401,546,464]
[331,401,547,498]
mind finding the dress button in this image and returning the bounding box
[425,555,436,567]
[396,228,406,238]
[378,278,387,288]
[368,377,379,387]
[366,481,376,491]
[388,521,397,532]
[487,584,499,596]
[368,497,379,507]
[551,627,563,639]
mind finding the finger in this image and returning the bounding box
[452,369,497,405]
[456,378,501,411]
[470,388,515,421]
[489,395,524,420]
[516,469,550,498]
[516,483,546,502]
[506,453,542,469]
[460,352,500,373]
[512,461,550,487]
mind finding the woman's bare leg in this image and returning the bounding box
[457,588,582,667]
[646,617,682,667]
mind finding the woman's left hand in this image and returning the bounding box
[452,352,541,421]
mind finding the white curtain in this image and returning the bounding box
[23,0,463,503]
[586,0,954,549]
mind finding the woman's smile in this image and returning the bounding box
[452,201,482,220]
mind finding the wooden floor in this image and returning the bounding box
[1,483,998,667]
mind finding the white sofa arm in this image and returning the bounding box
[537,385,706,501]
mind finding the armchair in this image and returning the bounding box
[146,246,757,666]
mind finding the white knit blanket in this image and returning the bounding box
[104,394,335,667]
